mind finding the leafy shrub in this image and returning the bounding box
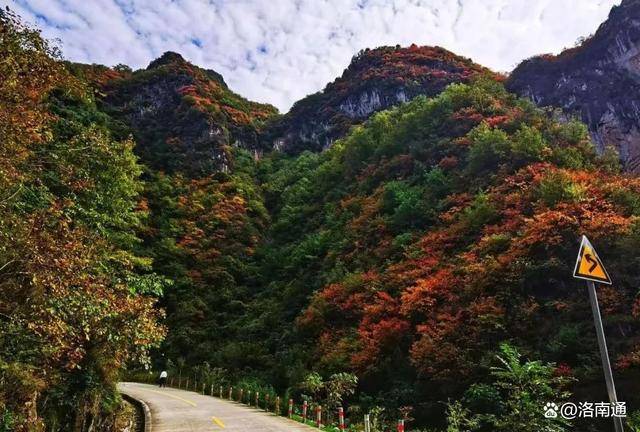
[461,193,498,232]
[537,170,584,207]
[446,344,572,432]
[467,123,511,174]
[511,124,549,163]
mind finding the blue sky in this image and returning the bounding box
[5,0,620,112]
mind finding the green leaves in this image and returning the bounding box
[125,273,171,297]
[467,123,511,174]
[0,11,165,430]
[468,123,553,175]
[447,344,572,432]
[299,372,358,410]
[461,192,498,232]
[537,171,585,208]
[512,125,549,163]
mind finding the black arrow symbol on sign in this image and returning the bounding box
[585,254,598,273]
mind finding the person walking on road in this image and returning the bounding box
[158,370,168,388]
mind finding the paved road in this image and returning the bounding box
[118,382,317,432]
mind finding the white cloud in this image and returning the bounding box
[5,0,621,112]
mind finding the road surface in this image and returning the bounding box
[118,382,317,432]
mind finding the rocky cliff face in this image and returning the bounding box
[71,52,278,176]
[507,0,640,172]
[265,45,494,154]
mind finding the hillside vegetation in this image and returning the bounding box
[69,50,278,175]
[266,44,493,154]
[0,9,164,431]
[239,79,640,430]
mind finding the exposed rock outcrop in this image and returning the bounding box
[507,0,640,172]
[70,52,278,176]
[264,45,495,154]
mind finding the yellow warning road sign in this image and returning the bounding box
[573,235,612,285]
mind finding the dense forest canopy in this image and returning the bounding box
[0,9,165,431]
[2,6,640,432]
[240,80,640,430]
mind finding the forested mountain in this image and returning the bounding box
[67,54,277,381]
[248,79,640,430]
[68,51,278,176]
[264,45,493,154]
[3,2,640,432]
[508,0,640,172]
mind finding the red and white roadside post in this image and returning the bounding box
[397,419,405,432]
[288,399,293,418]
[302,400,308,422]
[364,414,371,432]
[316,405,322,428]
[338,407,345,430]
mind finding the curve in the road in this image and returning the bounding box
[118,382,319,432]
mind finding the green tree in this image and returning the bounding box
[446,344,571,432]
[326,372,358,410]
[0,9,164,431]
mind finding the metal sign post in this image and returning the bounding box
[586,281,624,432]
[574,235,623,432]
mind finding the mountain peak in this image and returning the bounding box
[620,0,640,8]
[507,0,640,172]
[101,49,277,176]
[147,51,187,69]
[266,44,495,154]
